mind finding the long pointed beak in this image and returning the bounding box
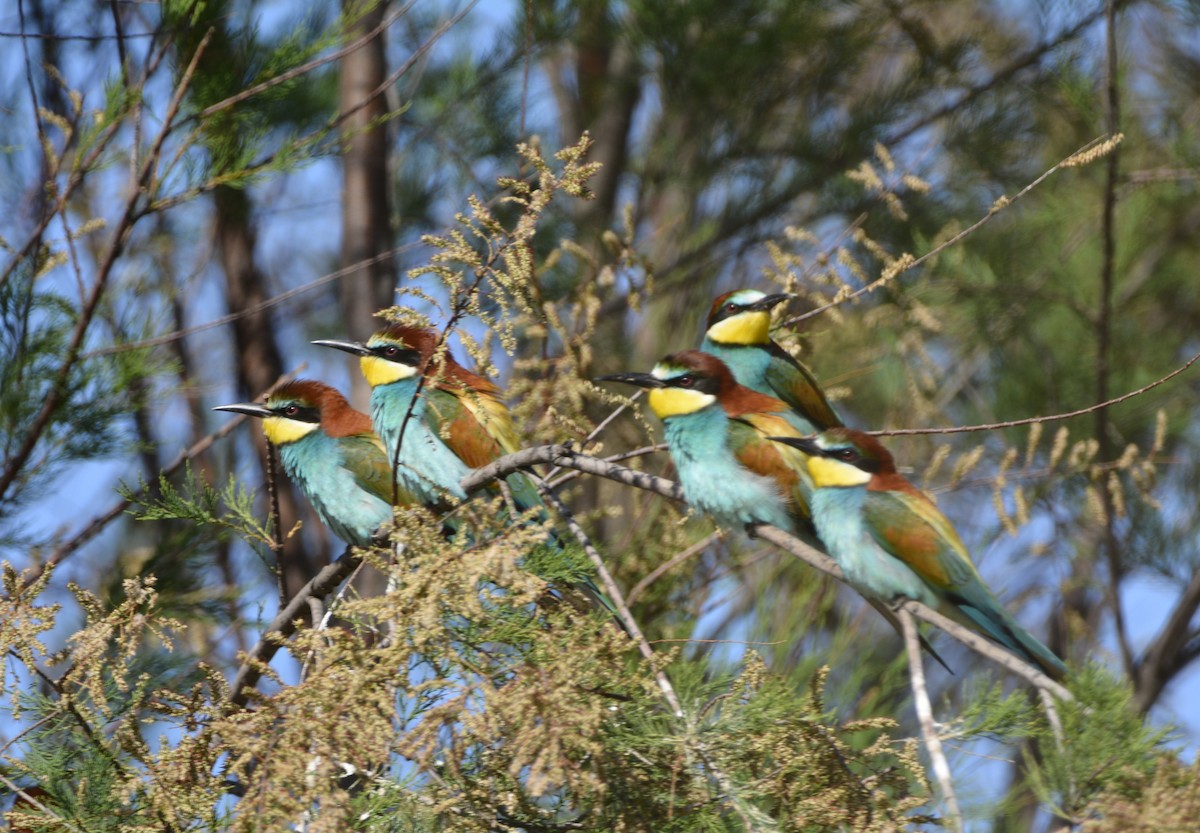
[312,338,372,357]
[595,372,666,390]
[213,402,274,419]
[769,435,821,455]
[750,293,794,312]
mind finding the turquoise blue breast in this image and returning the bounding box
[370,378,471,502]
[810,486,937,607]
[279,433,391,547]
[662,407,795,533]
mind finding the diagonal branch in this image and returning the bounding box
[464,446,1073,700]
[1133,568,1200,713]
[876,351,1198,436]
[224,545,364,710]
[531,478,683,717]
[0,28,215,504]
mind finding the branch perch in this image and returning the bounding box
[467,445,1072,700]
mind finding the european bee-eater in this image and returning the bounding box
[601,351,950,670]
[599,350,817,534]
[772,429,1067,681]
[702,289,841,433]
[214,380,415,547]
[315,324,614,617]
[313,325,533,506]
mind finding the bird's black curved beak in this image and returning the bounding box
[312,338,372,357]
[213,402,274,419]
[769,435,821,455]
[595,372,665,389]
[749,293,794,312]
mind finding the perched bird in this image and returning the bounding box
[313,325,532,506]
[600,351,949,670]
[772,429,1066,681]
[599,350,817,534]
[314,324,613,616]
[214,379,415,547]
[702,289,841,433]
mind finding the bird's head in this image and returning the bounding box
[704,289,792,346]
[598,350,738,419]
[214,380,362,445]
[314,324,436,388]
[769,428,895,487]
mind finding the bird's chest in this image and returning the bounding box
[663,412,790,530]
[371,383,470,499]
[279,439,390,544]
[811,488,936,605]
[700,340,772,396]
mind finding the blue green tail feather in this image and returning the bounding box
[949,587,1066,681]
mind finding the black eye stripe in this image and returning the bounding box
[272,403,320,423]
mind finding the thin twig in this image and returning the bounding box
[785,134,1120,326]
[194,2,415,121]
[1039,687,1065,754]
[546,443,666,489]
[900,608,963,833]
[0,771,88,833]
[626,531,722,607]
[531,478,683,717]
[874,351,1198,436]
[81,247,419,358]
[265,442,287,607]
[225,546,365,710]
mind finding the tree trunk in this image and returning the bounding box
[340,0,397,409]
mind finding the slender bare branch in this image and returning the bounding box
[626,531,722,607]
[786,134,1122,326]
[464,447,1073,700]
[225,545,366,710]
[0,28,216,504]
[875,351,1198,436]
[900,608,963,833]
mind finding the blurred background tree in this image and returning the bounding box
[1,0,1198,829]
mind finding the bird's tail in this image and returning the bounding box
[952,593,1066,682]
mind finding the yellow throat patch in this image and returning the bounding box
[806,455,872,488]
[361,354,416,387]
[648,387,717,419]
[263,416,319,445]
[706,310,770,345]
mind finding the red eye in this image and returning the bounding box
[382,345,398,357]
[726,303,738,312]
[677,375,694,388]
[283,404,299,416]
[836,449,855,461]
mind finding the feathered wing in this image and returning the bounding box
[339,431,417,506]
[424,377,619,622]
[763,341,842,431]
[863,489,1066,680]
[730,412,814,523]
